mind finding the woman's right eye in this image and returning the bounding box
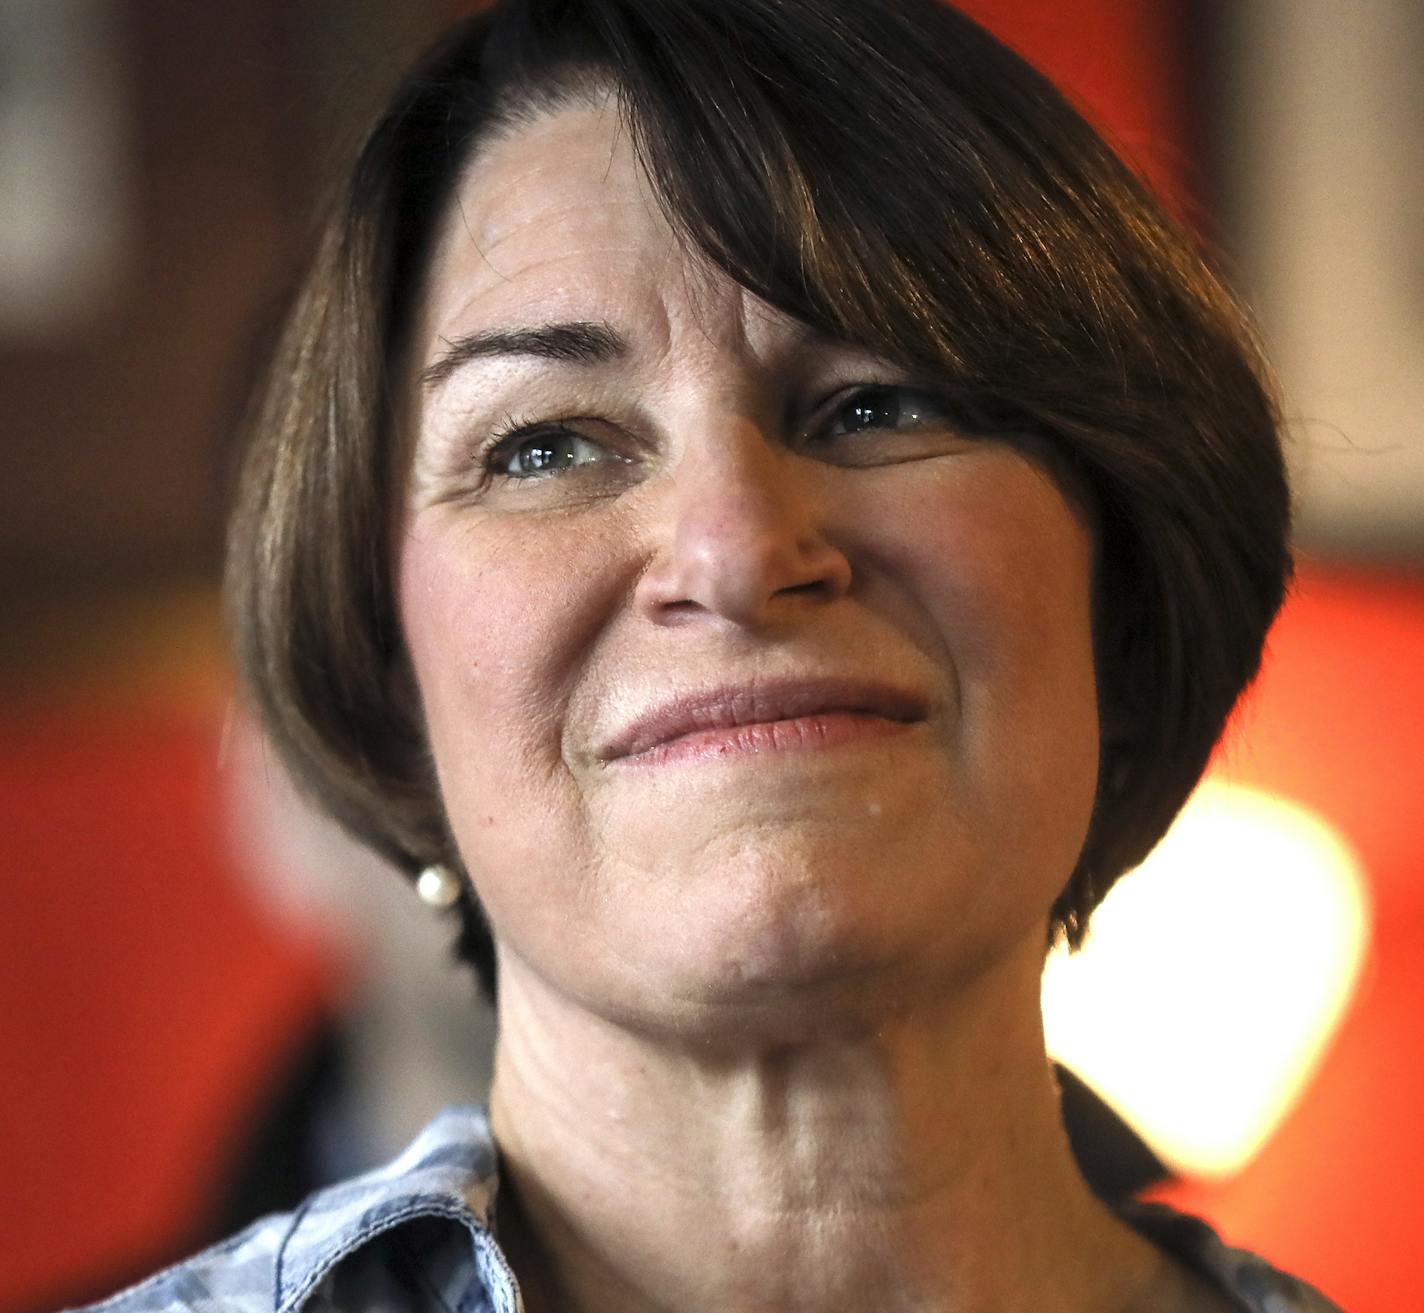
[490,427,619,479]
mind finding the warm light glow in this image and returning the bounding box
[1042,778,1371,1179]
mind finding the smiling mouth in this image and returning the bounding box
[599,680,930,767]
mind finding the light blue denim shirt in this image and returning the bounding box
[71,1105,1344,1313]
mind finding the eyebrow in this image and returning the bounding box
[420,320,628,390]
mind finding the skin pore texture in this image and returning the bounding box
[396,99,1237,1313]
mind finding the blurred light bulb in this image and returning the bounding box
[1042,778,1371,1179]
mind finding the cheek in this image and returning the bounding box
[892,464,1092,665]
[398,522,538,750]
[395,517,591,853]
[875,458,1101,877]
[396,506,664,963]
[395,518,592,984]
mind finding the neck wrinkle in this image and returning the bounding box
[485,934,1159,1313]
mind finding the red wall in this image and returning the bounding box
[1150,569,1424,1312]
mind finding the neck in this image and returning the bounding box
[487,936,1165,1313]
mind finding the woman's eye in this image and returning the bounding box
[822,386,950,438]
[494,428,615,478]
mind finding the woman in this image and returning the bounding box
[81,1,1339,1310]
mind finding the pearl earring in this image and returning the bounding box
[415,863,462,910]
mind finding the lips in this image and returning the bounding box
[598,679,930,764]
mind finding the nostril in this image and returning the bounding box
[783,578,835,599]
[634,468,854,626]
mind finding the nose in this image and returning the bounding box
[635,423,853,628]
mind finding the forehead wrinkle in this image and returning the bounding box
[475,195,663,268]
[646,248,776,378]
[458,103,651,245]
[427,236,644,344]
[424,104,650,320]
[419,102,841,418]
[425,186,672,352]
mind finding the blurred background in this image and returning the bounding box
[1,1,1420,1310]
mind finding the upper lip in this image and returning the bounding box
[597,678,932,762]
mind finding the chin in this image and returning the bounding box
[609,844,979,1038]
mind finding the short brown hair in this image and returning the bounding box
[227,0,1291,998]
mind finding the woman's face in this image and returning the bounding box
[397,100,1100,1033]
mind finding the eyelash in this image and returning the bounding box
[475,413,618,483]
[473,385,955,484]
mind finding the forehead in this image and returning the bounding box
[413,97,825,395]
[421,101,721,343]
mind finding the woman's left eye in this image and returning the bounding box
[820,386,948,439]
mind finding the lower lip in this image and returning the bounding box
[616,711,919,768]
